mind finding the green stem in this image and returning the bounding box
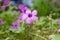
[21,21,24,27]
[31,33,47,40]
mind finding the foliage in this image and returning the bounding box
[0,0,60,40]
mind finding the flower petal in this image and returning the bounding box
[0,0,2,2]
[58,29,60,33]
[32,10,37,15]
[26,9,31,14]
[1,5,6,10]
[57,18,60,24]
[21,6,28,13]
[26,18,32,24]
[22,14,27,20]
[12,22,20,29]
[18,4,24,10]
[0,19,3,24]
[31,16,38,21]
[18,17,24,22]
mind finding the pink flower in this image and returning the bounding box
[18,4,28,13]
[0,19,3,25]
[22,9,38,24]
[1,5,6,10]
[0,0,2,2]
[57,18,60,24]
[52,0,56,3]
[3,0,10,5]
[18,16,24,22]
[12,22,20,29]
[46,0,50,2]
[58,29,60,33]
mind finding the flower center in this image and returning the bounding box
[28,14,32,18]
[24,9,26,13]
[15,24,18,27]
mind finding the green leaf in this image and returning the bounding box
[52,34,60,40]
[5,37,10,40]
[36,17,46,25]
[52,19,57,25]
[0,31,5,34]
[10,27,25,33]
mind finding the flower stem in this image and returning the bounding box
[21,21,24,27]
[31,33,47,40]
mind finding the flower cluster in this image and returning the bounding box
[18,4,38,24]
[0,4,38,29]
[11,4,38,29]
